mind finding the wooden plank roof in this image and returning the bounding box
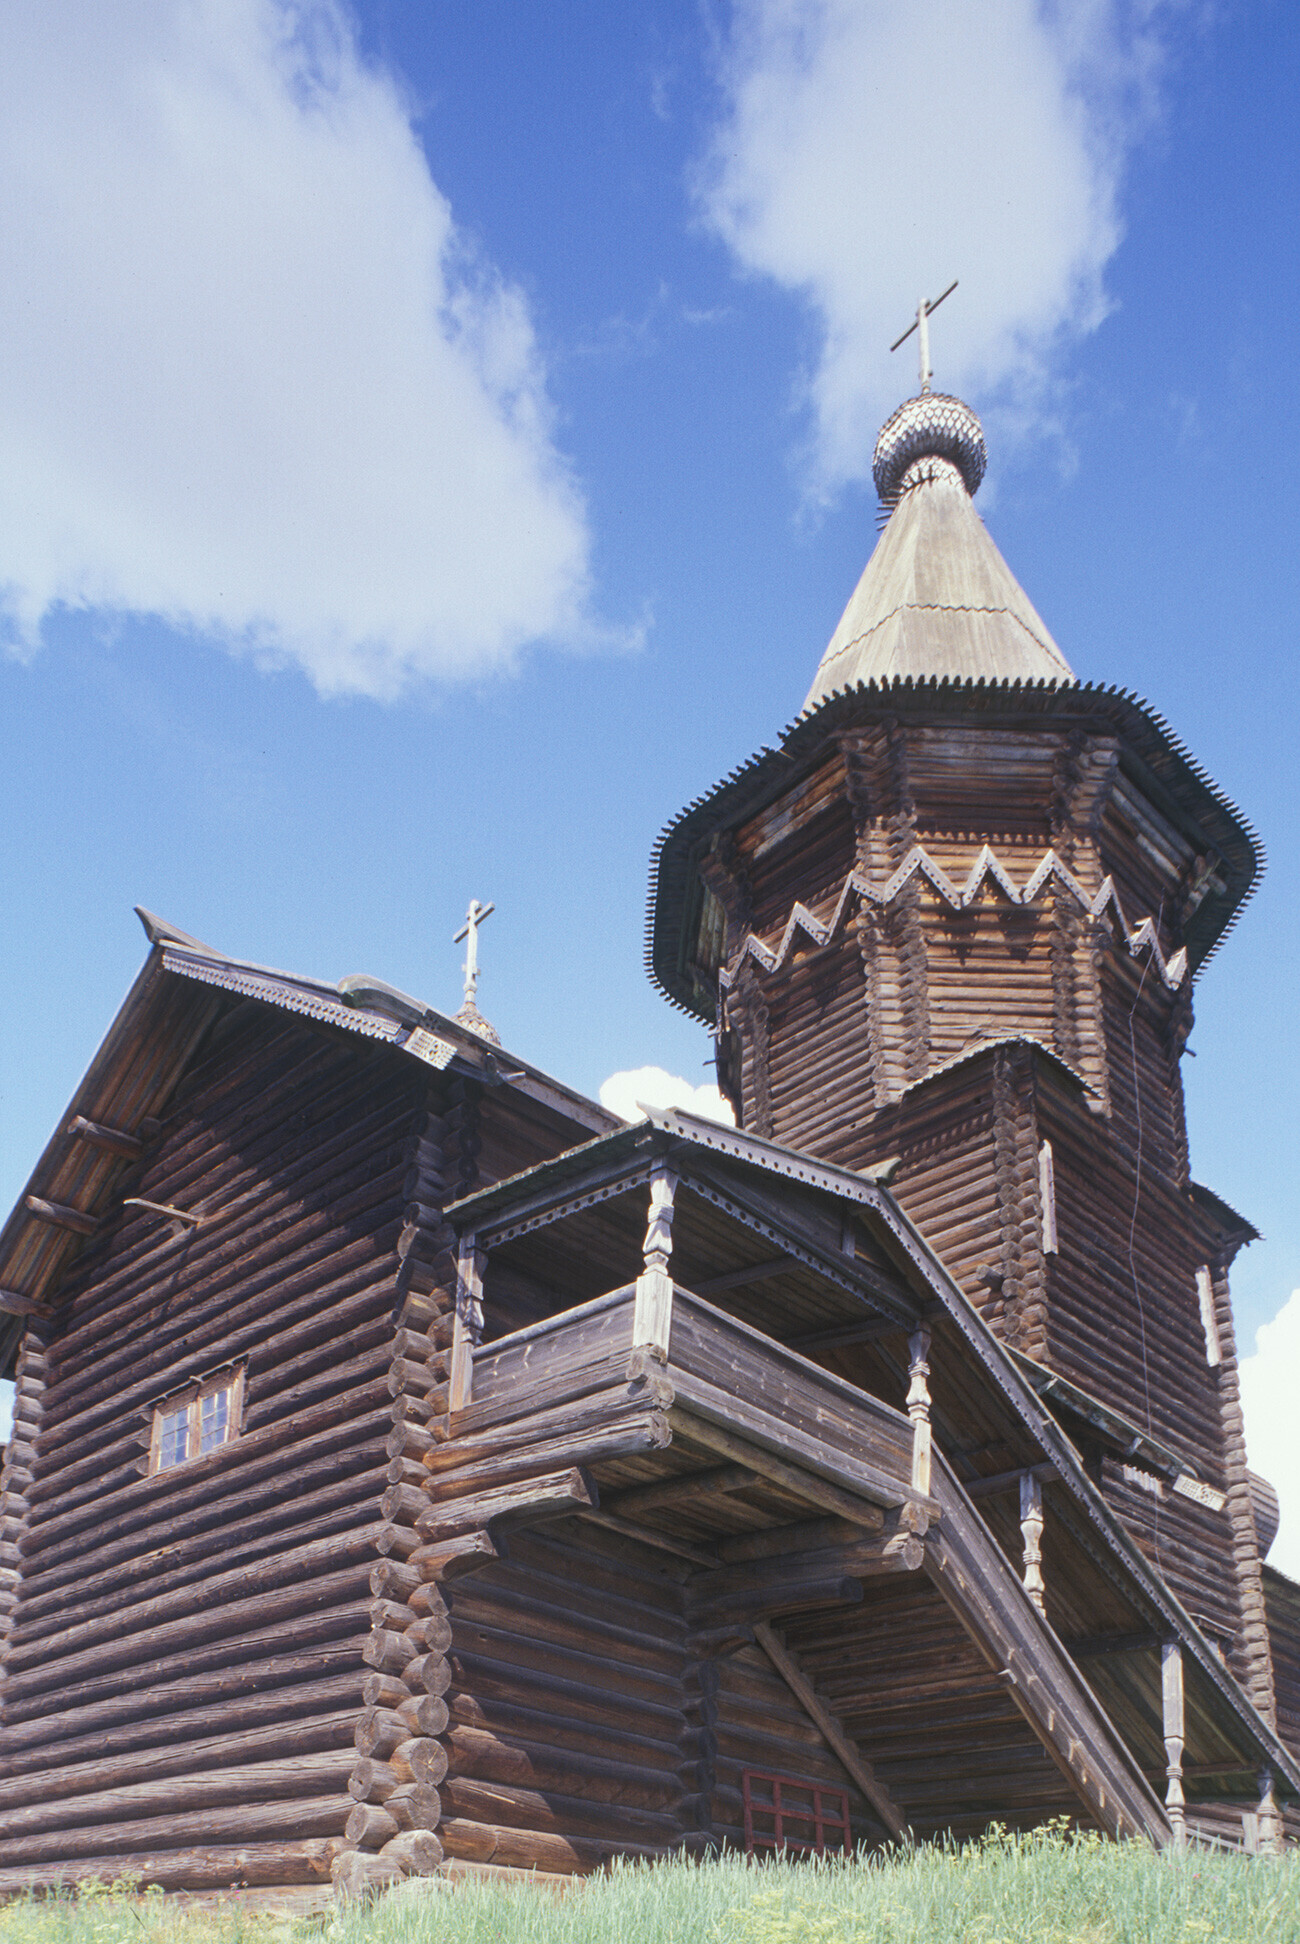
[803,466,1074,706]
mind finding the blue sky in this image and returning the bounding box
[1,1,1297,1544]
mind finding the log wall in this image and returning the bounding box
[1264,1567,1300,1762]
[700,702,1281,1765]
[0,1004,430,1894]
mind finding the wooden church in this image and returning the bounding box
[1,384,1298,1898]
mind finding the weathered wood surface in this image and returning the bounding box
[0,1009,431,1894]
[679,693,1267,1728]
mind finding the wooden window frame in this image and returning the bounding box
[742,1768,852,1857]
[147,1367,244,1475]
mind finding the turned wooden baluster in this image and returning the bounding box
[633,1164,678,1358]
[1161,1641,1186,1847]
[907,1328,932,1498]
[448,1236,486,1413]
[1256,1766,1282,1856]
[1019,1471,1045,1614]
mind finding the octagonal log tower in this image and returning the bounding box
[649,392,1275,1718]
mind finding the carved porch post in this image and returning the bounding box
[907,1327,932,1497]
[1161,1641,1186,1847]
[1019,1470,1046,1613]
[633,1163,678,1359]
[448,1236,486,1413]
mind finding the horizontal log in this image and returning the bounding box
[383,1783,443,1831]
[0,1840,340,1894]
[446,1580,683,1671]
[0,1749,355,1842]
[448,1627,683,1718]
[44,1240,397,1458]
[375,1522,422,1561]
[26,1386,390,1561]
[348,1759,396,1803]
[438,1817,668,1876]
[689,1575,865,1630]
[356,1709,408,1761]
[424,1384,671,1479]
[605,1465,752,1517]
[370,1556,423,1603]
[6,1530,380,1677]
[416,1469,599,1543]
[0,1288,51,1320]
[0,1632,369,1750]
[360,1673,409,1711]
[2,1564,375,1707]
[0,1707,359,1808]
[444,1724,683,1813]
[717,1515,872,1563]
[362,1629,417,1677]
[423,1417,670,1506]
[332,1850,406,1900]
[0,1795,354,1869]
[575,1509,718,1567]
[402,1653,453,1697]
[446,1691,684,1773]
[380,1482,428,1526]
[19,1440,390,1623]
[667,1368,921,1513]
[438,1774,681,1846]
[396,1695,452,1742]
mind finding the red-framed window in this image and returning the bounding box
[742,1769,851,1857]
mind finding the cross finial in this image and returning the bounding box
[889,280,958,394]
[453,898,494,1010]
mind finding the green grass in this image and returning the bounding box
[2,1830,1298,1944]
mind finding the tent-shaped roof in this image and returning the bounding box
[803,457,1074,708]
[802,393,1074,708]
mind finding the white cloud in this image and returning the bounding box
[600,1065,736,1127]
[0,0,596,698]
[698,0,1184,494]
[1239,1289,1300,1581]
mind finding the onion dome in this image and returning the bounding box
[873,392,987,504]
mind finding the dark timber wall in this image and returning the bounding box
[0,1003,427,1892]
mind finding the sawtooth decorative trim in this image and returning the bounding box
[716,845,1189,995]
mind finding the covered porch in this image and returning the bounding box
[414,1110,1218,1853]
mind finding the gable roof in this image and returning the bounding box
[0,911,616,1372]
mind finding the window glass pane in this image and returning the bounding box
[158,1406,189,1469]
[199,1386,230,1453]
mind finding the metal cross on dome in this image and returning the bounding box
[890,280,958,395]
[454,898,495,1011]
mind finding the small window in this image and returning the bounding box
[149,1369,243,1474]
[742,1769,851,1857]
